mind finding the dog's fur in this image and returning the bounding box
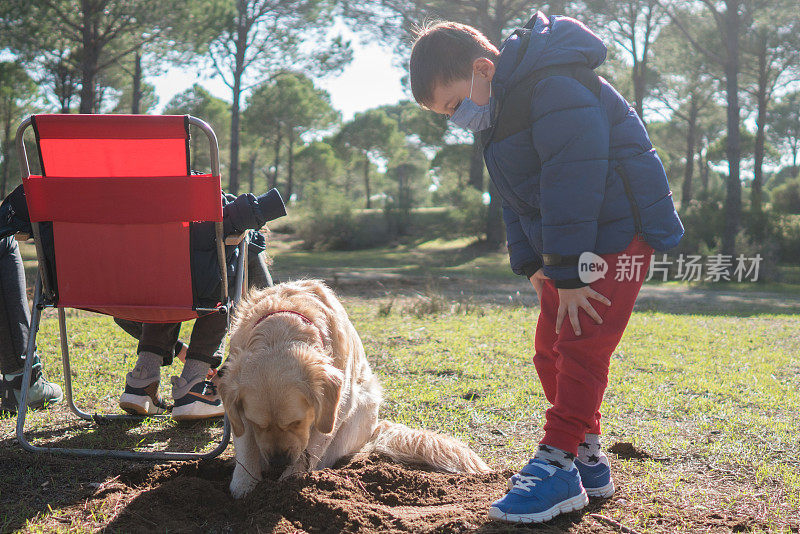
[218,279,490,498]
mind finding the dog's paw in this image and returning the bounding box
[278,464,305,481]
[229,476,259,499]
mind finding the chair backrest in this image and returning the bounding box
[20,114,223,322]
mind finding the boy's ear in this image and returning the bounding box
[473,57,496,80]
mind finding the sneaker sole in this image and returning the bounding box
[172,403,224,421]
[507,476,615,499]
[586,478,615,498]
[488,490,589,524]
[119,393,167,416]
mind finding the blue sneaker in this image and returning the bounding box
[508,457,616,498]
[575,458,615,498]
[490,459,588,523]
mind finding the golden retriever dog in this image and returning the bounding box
[218,279,490,498]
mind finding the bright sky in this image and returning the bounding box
[151,25,408,121]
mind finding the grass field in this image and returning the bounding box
[2,235,800,532]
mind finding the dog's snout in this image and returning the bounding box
[269,452,291,468]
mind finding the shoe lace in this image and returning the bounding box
[202,380,218,396]
[512,474,542,492]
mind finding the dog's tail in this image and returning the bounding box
[365,420,491,473]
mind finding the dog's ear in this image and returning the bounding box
[218,375,245,437]
[314,365,343,435]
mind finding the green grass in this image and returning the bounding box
[4,300,798,531]
[5,235,800,532]
[361,303,800,531]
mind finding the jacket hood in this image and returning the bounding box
[492,12,607,96]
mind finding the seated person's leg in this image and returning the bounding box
[171,312,227,421]
[0,235,62,412]
[114,318,187,363]
[118,322,180,415]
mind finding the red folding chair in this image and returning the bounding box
[14,114,246,460]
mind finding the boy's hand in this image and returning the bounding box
[528,268,549,299]
[556,286,611,336]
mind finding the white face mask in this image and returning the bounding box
[449,72,493,132]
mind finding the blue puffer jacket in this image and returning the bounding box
[484,12,684,284]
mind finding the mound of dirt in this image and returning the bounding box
[107,455,518,533]
[607,442,652,460]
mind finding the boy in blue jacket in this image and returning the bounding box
[409,13,683,523]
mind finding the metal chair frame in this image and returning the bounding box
[13,115,246,460]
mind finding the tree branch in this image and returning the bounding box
[657,1,726,65]
[39,0,83,37]
[97,33,159,71]
[208,50,235,89]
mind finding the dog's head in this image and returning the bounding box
[218,342,343,469]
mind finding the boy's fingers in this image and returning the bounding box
[589,288,611,306]
[581,301,603,325]
[555,306,566,334]
[569,306,581,336]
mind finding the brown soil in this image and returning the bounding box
[106,454,522,533]
[4,443,797,533]
[606,442,652,460]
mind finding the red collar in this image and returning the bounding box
[254,310,315,328]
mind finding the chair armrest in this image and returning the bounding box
[224,232,246,246]
[14,232,31,241]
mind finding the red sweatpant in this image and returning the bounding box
[534,237,653,456]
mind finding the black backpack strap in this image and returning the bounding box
[486,63,602,145]
[523,13,537,28]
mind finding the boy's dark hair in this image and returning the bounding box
[409,21,499,108]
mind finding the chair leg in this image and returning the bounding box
[233,235,249,306]
[16,277,44,453]
[16,277,232,460]
[59,307,91,421]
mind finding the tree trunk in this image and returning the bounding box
[751,44,768,216]
[60,94,71,114]
[131,47,142,114]
[228,10,249,194]
[468,132,484,190]
[344,170,351,196]
[270,125,281,189]
[721,0,741,257]
[229,78,243,193]
[286,131,294,200]
[363,155,371,209]
[1,112,11,199]
[698,148,709,199]
[78,0,99,114]
[248,151,257,192]
[57,59,74,113]
[486,180,505,246]
[632,60,646,119]
[682,99,698,205]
